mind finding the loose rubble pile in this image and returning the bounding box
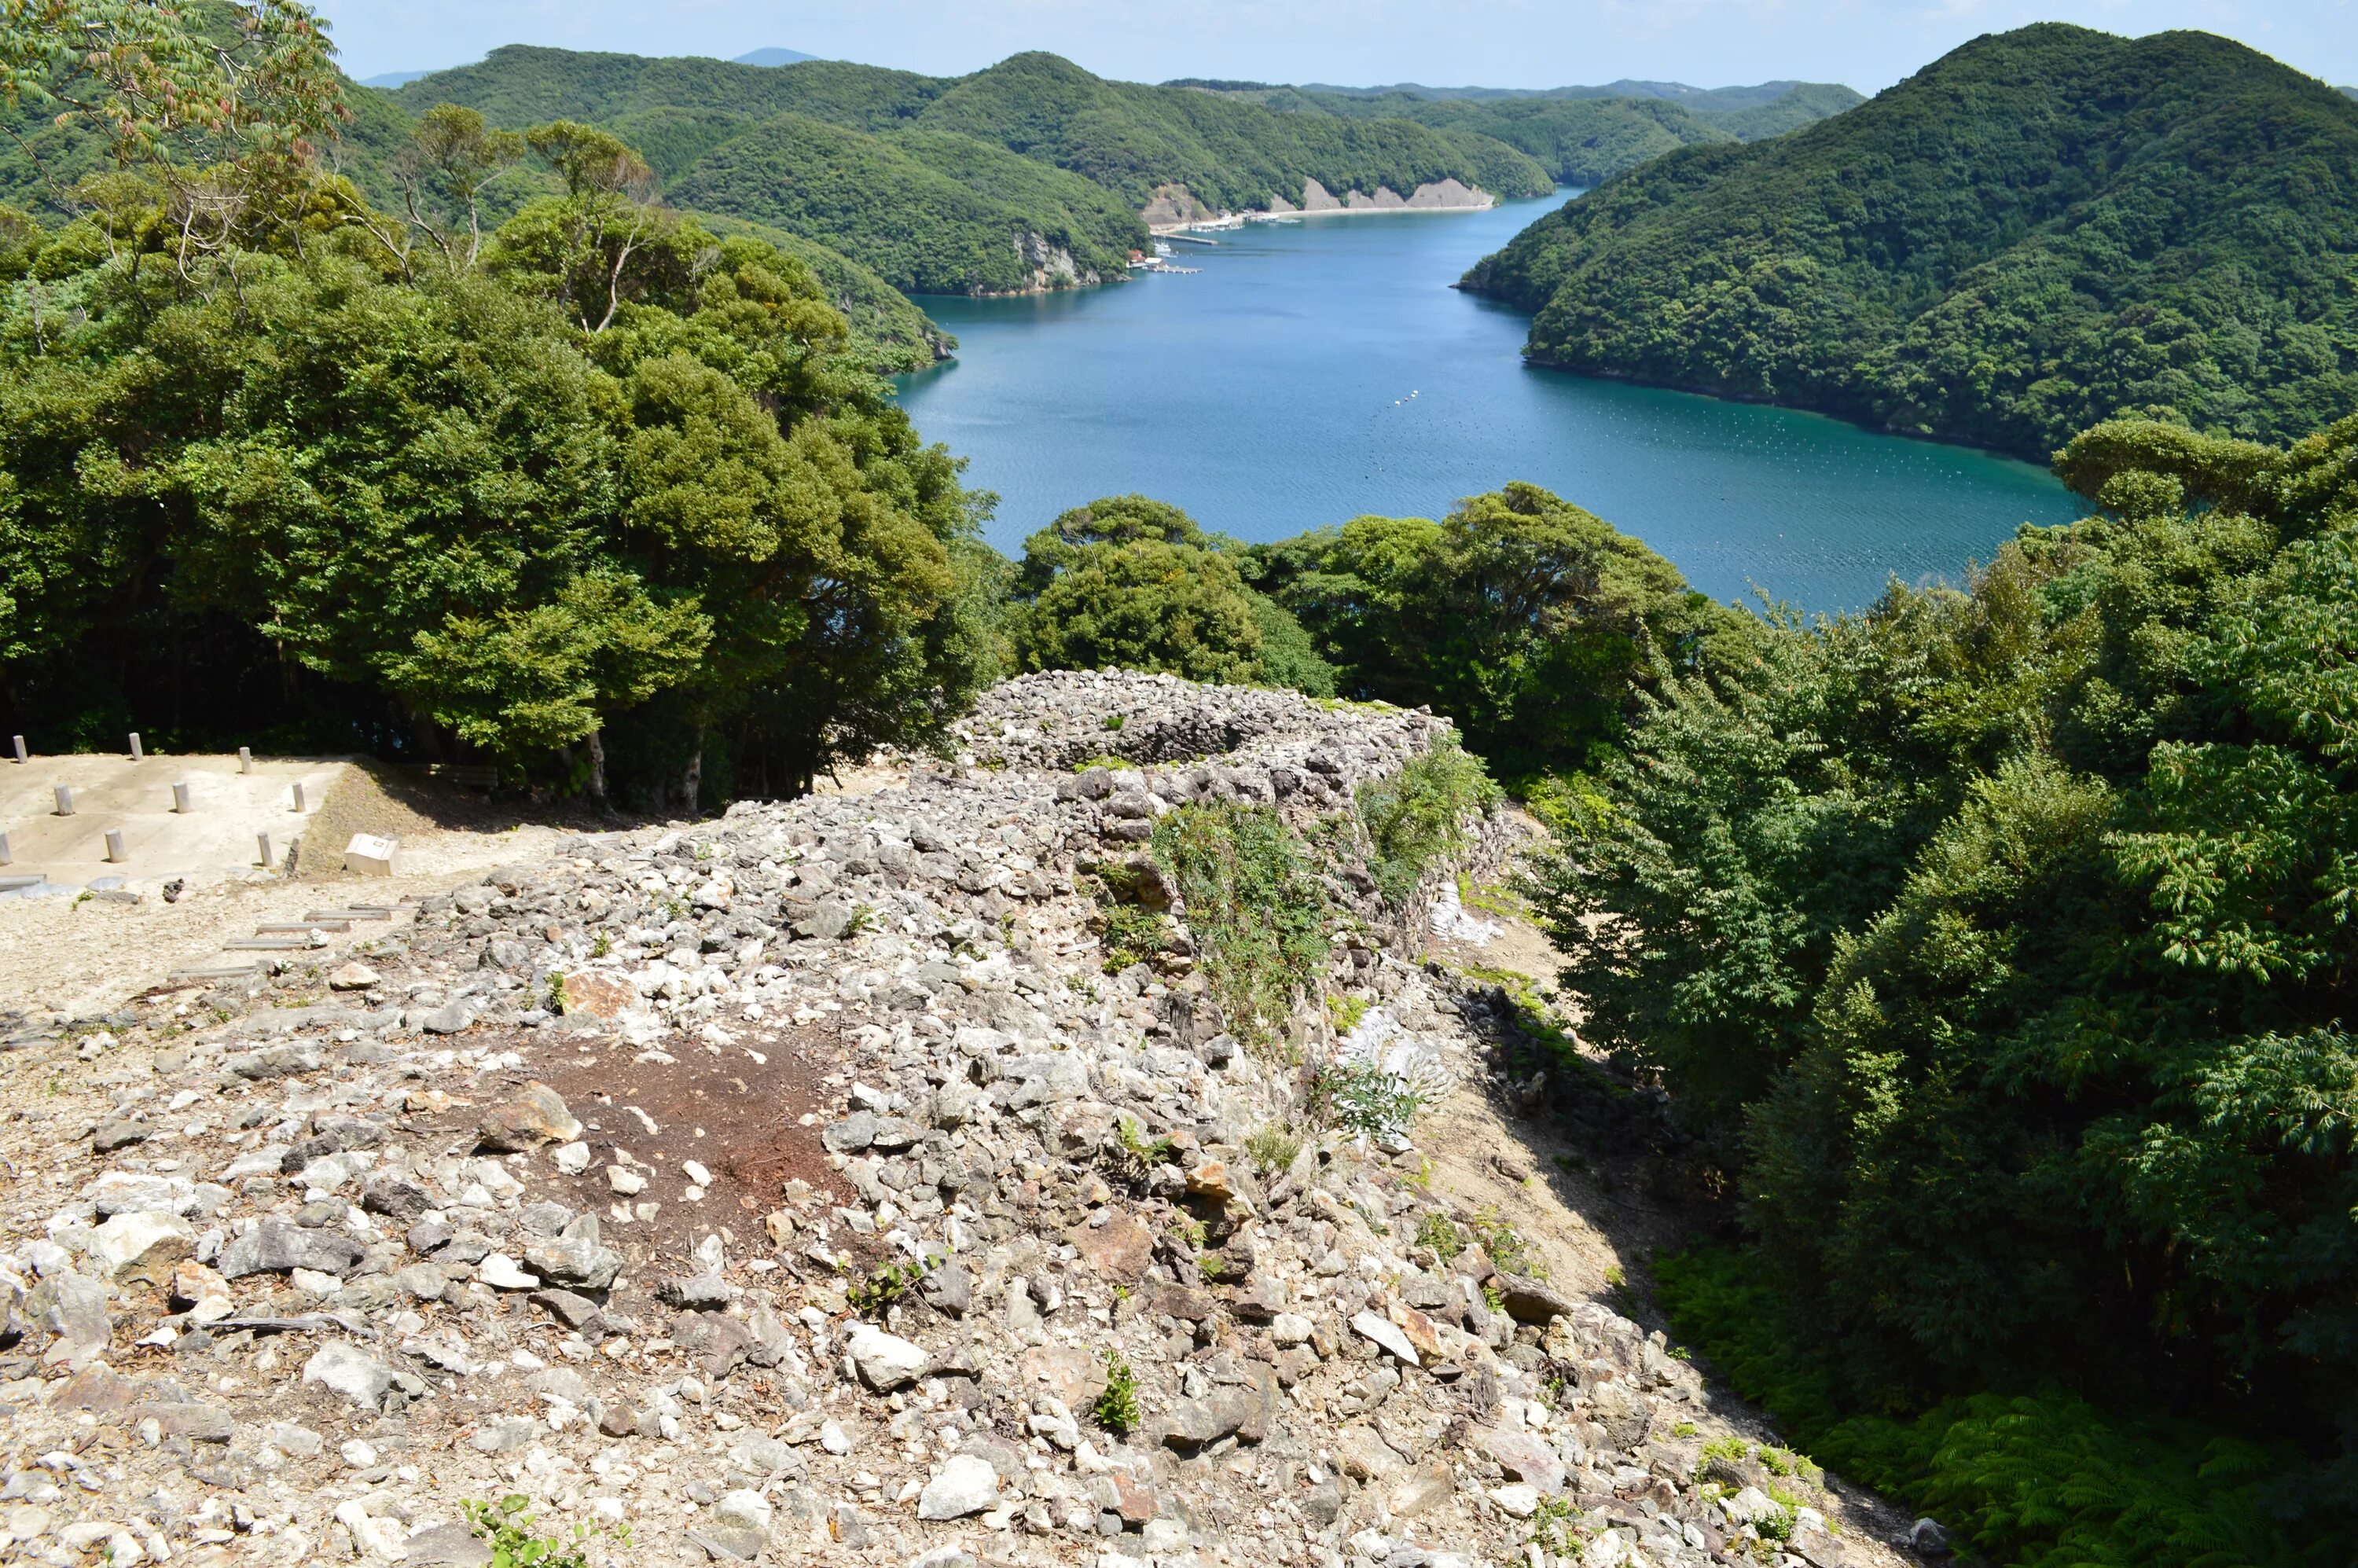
[0,672,1919,1568]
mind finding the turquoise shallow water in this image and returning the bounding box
[895,190,2081,612]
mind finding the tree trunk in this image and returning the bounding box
[585,726,608,807]
[680,729,704,817]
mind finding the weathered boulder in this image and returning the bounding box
[917,1453,1001,1520]
[218,1220,363,1280]
[845,1322,929,1390]
[476,1082,581,1151]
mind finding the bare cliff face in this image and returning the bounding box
[1147,178,1493,230]
[1290,178,1493,214]
[996,233,1104,296]
[0,671,1926,1568]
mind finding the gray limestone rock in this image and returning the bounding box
[405,1524,494,1567]
[418,1001,478,1035]
[821,1111,877,1152]
[1159,1387,1258,1451]
[656,1274,731,1310]
[90,1118,151,1154]
[218,1219,363,1280]
[303,1342,413,1412]
[916,1452,1000,1520]
[919,1260,972,1317]
[524,1235,621,1291]
[361,1173,433,1221]
[687,1526,766,1562]
[1491,1269,1574,1324]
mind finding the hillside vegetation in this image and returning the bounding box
[1189,79,1864,187]
[668,113,1145,296]
[1463,24,2358,459]
[1531,413,2358,1565]
[0,24,998,806]
[0,39,1856,301]
[360,46,1563,294]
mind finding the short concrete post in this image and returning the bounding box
[290,781,306,812]
[172,780,193,813]
[127,732,142,762]
[257,832,273,867]
[53,784,73,816]
[0,832,11,866]
[104,828,126,863]
[237,747,252,774]
[9,736,24,763]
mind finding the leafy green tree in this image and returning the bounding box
[1008,494,1334,692]
[1255,482,1743,781]
[1533,413,2358,1551]
[0,0,350,272]
[391,104,523,273]
[498,119,673,331]
[0,107,998,805]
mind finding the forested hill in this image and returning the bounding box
[1176,77,1864,187]
[1460,24,2358,459]
[0,60,953,371]
[368,46,1558,294]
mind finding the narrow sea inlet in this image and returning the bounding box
[897,190,2081,611]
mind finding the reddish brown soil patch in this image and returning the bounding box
[520,1021,843,1276]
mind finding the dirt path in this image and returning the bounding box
[0,757,639,1021]
[1412,854,1928,1560]
[0,752,344,884]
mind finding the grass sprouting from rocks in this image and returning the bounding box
[1416,1210,1467,1261]
[1106,1116,1176,1184]
[1355,739,1500,905]
[1472,1212,1543,1278]
[1096,902,1176,974]
[1245,1123,1302,1179]
[1151,802,1330,1050]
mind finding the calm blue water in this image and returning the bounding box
[895,190,2081,611]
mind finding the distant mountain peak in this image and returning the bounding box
[736,47,817,67]
[358,68,453,89]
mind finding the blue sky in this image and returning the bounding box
[317,0,2358,91]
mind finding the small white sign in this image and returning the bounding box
[343,833,399,876]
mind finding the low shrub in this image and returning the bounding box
[1151,802,1329,1049]
[1097,901,1175,973]
[465,1494,628,1568]
[1310,1056,1427,1141]
[1655,1245,2338,1568]
[1093,1351,1141,1434]
[1355,738,1500,905]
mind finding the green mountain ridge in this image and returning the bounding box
[358,46,1855,297]
[375,46,1562,268]
[1199,77,1850,111]
[1461,24,2358,458]
[1174,75,1864,187]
